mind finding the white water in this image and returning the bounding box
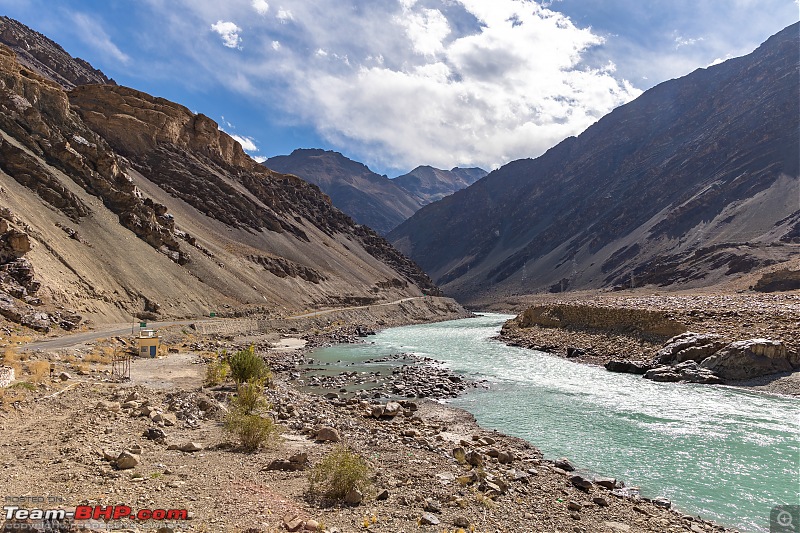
[311,313,800,532]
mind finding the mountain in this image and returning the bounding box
[0,16,114,89]
[394,166,486,205]
[266,149,420,235]
[265,150,486,234]
[389,23,800,302]
[0,29,441,331]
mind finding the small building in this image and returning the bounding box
[136,329,161,358]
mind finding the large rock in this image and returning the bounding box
[700,339,792,380]
[656,332,726,364]
[605,360,652,374]
[315,426,341,443]
[644,361,721,384]
[0,365,14,387]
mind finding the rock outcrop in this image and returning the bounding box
[0,16,114,90]
[0,23,441,326]
[699,339,792,380]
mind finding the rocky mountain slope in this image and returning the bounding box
[389,23,800,302]
[266,149,420,234]
[0,16,114,90]
[266,150,485,234]
[394,165,486,205]
[0,29,441,330]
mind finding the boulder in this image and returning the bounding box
[644,361,721,384]
[115,451,139,470]
[420,512,440,526]
[344,488,362,505]
[554,458,575,472]
[700,339,792,380]
[656,332,725,364]
[383,401,402,417]
[605,360,652,374]
[315,426,340,443]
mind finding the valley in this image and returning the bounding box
[0,12,798,533]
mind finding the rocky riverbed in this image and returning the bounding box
[0,314,744,532]
[496,292,800,396]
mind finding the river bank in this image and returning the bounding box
[0,306,746,532]
[490,291,800,397]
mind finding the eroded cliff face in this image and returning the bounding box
[0,41,438,327]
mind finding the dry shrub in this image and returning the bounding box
[27,360,50,382]
[308,445,371,502]
[223,411,279,451]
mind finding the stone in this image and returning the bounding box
[370,405,385,418]
[555,457,575,471]
[652,497,672,509]
[344,488,362,505]
[58,371,71,381]
[181,442,203,452]
[419,513,440,526]
[144,427,167,441]
[115,451,139,470]
[594,476,616,489]
[604,360,651,374]
[424,499,441,513]
[453,516,470,528]
[700,339,792,380]
[315,427,340,443]
[265,459,295,472]
[283,514,303,532]
[570,474,593,491]
[497,450,515,464]
[383,401,402,417]
[376,489,389,501]
[567,501,582,512]
[465,450,483,467]
[304,519,320,531]
[566,347,585,358]
[0,365,15,388]
[603,522,631,532]
[593,497,609,507]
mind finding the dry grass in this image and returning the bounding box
[27,360,51,383]
[85,346,114,365]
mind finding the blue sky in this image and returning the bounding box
[1,0,797,176]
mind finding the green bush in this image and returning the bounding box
[227,345,271,385]
[309,445,371,501]
[233,380,267,414]
[204,357,229,386]
[224,411,278,451]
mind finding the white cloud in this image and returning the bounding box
[72,13,130,65]
[252,0,269,16]
[276,8,294,22]
[210,20,242,49]
[101,0,796,172]
[229,133,258,152]
[252,155,267,163]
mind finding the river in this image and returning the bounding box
[309,313,800,532]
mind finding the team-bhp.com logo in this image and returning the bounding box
[4,504,188,521]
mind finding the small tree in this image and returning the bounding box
[224,411,278,451]
[227,345,271,385]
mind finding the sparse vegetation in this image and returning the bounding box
[27,360,50,382]
[227,345,271,385]
[232,380,267,414]
[308,445,371,502]
[223,410,279,451]
[204,355,230,386]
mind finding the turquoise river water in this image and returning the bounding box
[309,313,800,533]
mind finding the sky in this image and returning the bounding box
[1,0,797,176]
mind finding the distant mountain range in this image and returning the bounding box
[0,17,439,330]
[266,149,485,234]
[389,22,800,302]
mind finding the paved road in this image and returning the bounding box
[23,319,198,352]
[23,297,427,351]
[287,296,424,319]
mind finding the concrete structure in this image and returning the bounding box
[136,329,161,358]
